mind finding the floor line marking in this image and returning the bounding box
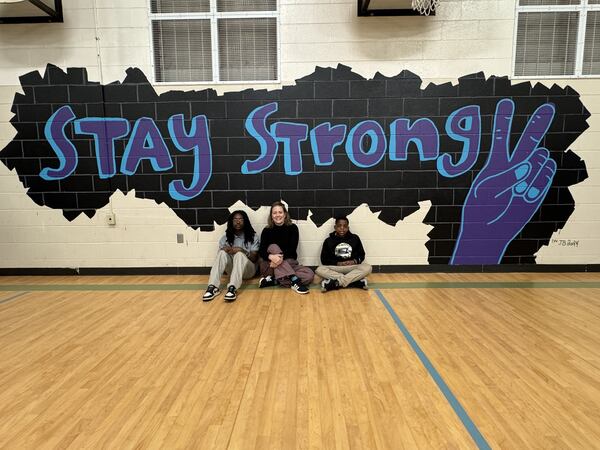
[0,292,28,305]
[375,289,491,450]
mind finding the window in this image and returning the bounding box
[149,0,278,83]
[514,0,600,77]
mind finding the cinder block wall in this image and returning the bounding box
[0,0,598,270]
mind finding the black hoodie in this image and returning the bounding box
[320,231,366,266]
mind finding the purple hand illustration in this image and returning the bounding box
[451,99,557,264]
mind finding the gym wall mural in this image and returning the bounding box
[0,64,589,265]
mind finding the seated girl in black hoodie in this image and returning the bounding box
[258,201,314,294]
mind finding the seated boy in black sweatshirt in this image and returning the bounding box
[316,216,372,292]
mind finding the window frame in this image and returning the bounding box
[512,0,600,79]
[148,0,281,85]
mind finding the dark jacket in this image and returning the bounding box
[259,223,299,260]
[320,231,366,266]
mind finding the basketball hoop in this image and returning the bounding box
[412,0,439,16]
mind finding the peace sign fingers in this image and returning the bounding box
[511,103,556,165]
[488,99,515,168]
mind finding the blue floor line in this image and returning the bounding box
[374,289,491,450]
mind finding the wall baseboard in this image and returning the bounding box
[1,264,599,276]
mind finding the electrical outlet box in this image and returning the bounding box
[177,233,184,243]
[106,213,116,226]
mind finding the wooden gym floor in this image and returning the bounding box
[0,273,599,449]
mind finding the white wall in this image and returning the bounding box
[0,0,598,268]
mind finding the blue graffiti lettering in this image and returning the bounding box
[41,111,213,201]
[120,117,173,175]
[346,120,387,168]
[167,114,213,201]
[74,117,129,179]
[40,105,78,180]
[437,105,481,177]
[389,118,439,161]
[272,121,309,175]
[241,102,278,174]
[241,101,488,177]
[309,122,346,166]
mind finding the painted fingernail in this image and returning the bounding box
[515,181,528,194]
[515,164,529,179]
[527,187,540,199]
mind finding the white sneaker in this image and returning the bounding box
[203,284,220,301]
[291,281,309,294]
[224,285,237,302]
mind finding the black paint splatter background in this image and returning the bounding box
[0,64,589,264]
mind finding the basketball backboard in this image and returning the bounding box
[357,0,437,16]
[0,0,63,24]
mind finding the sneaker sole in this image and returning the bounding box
[292,288,309,294]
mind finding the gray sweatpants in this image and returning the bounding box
[208,250,256,289]
[315,263,372,288]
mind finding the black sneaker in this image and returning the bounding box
[320,278,340,292]
[348,279,368,290]
[224,285,237,302]
[202,284,220,301]
[291,280,309,294]
[259,275,276,288]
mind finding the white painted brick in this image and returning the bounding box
[477,19,514,40]
[440,20,481,40]
[0,49,32,68]
[100,46,151,68]
[62,8,96,29]
[0,28,96,50]
[98,0,148,8]
[66,0,94,9]
[26,50,68,69]
[281,19,443,44]
[283,41,423,63]
[460,0,515,21]
[281,3,354,24]
[431,1,463,21]
[0,210,58,227]
[425,39,512,61]
[537,255,600,264]
[97,27,151,47]
[96,8,149,28]
[0,193,41,209]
